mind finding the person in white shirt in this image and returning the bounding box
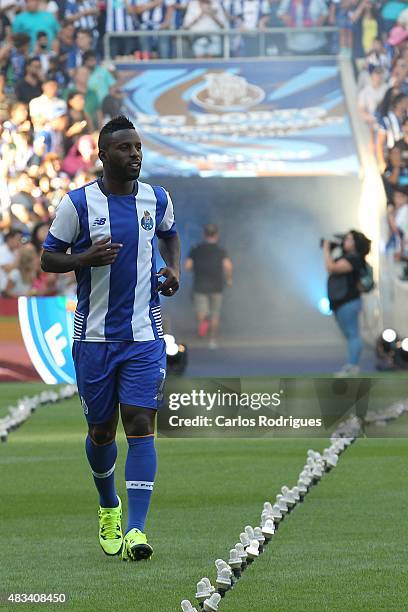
[0,229,23,293]
[3,243,39,297]
[278,0,328,53]
[358,66,388,145]
[183,0,227,57]
[29,79,67,133]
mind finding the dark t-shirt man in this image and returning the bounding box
[188,242,228,293]
[15,77,42,104]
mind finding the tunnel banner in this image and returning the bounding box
[119,58,359,178]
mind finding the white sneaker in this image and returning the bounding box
[334,364,360,377]
[208,339,218,350]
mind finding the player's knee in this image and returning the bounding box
[88,425,116,445]
[123,409,156,437]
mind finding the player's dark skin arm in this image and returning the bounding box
[156,233,181,296]
[41,237,122,272]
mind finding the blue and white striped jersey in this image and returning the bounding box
[106,0,137,32]
[43,178,177,342]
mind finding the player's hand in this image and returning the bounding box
[78,236,123,267]
[156,267,179,296]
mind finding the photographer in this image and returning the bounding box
[323,230,371,376]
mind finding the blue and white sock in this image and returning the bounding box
[125,435,157,533]
[85,435,118,509]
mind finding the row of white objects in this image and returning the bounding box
[0,385,77,442]
[180,416,365,611]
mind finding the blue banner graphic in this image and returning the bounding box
[118,58,360,178]
[18,296,76,384]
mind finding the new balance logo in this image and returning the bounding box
[92,218,106,226]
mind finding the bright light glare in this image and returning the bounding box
[382,328,397,343]
[401,338,408,352]
[318,297,332,315]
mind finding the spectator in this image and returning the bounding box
[2,101,32,173]
[277,0,329,54]
[65,89,91,148]
[377,92,408,172]
[82,49,116,105]
[64,0,99,32]
[29,78,67,132]
[101,85,126,119]
[66,64,102,128]
[358,65,387,143]
[183,0,228,58]
[0,0,25,22]
[61,133,97,176]
[0,228,22,292]
[14,56,43,103]
[185,223,233,348]
[385,116,408,189]
[66,27,93,74]
[54,19,75,66]
[46,55,70,92]
[33,31,53,74]
[232,0,270,56]
[33,105,69,157]
[126,0,175,59]
[12,0,60,50]
[0,1,11,40]
[3,242,39,297]
[173,0,187,29]
[0,32,31,88]
[365,37,391,75]
[9,172,38,233]
[0,71,15,121]
[105,0,139,59]
[359,0,380,56]
[381,0,407,33]
[387,188,408,253]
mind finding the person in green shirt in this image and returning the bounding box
[12,0,60,51]
[82,50,116,106]
[64,65,102,130]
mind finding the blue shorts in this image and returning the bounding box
[72,340,166,424]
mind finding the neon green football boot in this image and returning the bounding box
[122,528,153,561]
[98,496,123,556]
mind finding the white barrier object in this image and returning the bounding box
[276,494,289,514]
[228,548,242,576]
[201,578,215,594]
[253,527,265,552]
[203,593,221,611]
[246,539,260,560]
[262,518,275,539]
[240,532,251,548]
[181,600,198,612]
[245,525,255,540]
[271,503,283,522]
[196,580,211,604]
[216,568,231,595]
[281,486,296,507]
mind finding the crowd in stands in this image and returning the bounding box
[1,0,408,295]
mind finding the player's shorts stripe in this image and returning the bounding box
[126,480,154,490]
[92,464,115,479]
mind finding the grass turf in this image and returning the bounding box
[0,383,407,611]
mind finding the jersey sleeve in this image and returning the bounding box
[43,194,80,252]
[155,188,177,238]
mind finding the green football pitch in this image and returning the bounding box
[1,383,407,611]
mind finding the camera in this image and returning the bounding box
[319,234,345,250]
